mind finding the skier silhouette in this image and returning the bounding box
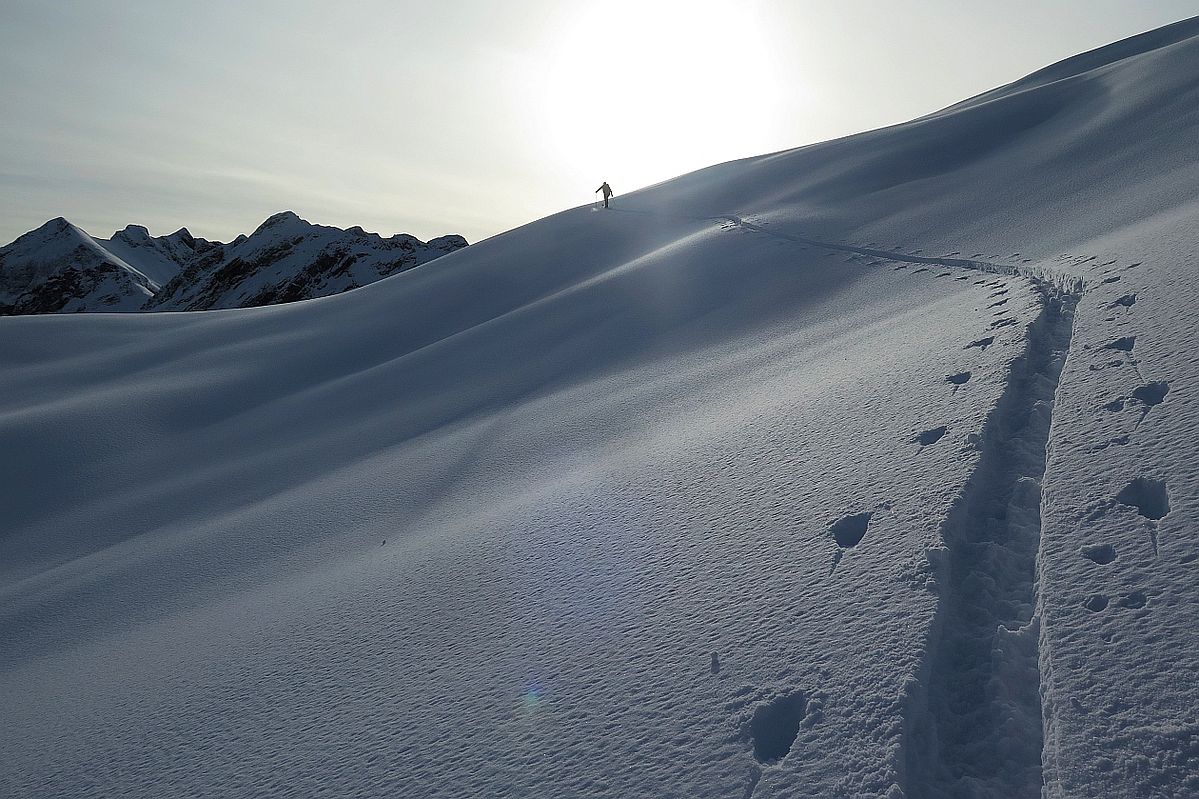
[595,181,613,209]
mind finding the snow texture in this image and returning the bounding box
[3,15,1199,799]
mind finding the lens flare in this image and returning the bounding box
[521,683,544,713]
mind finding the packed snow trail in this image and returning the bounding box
[693,205,1086,797]
[903,285,1077,798]
[717,217,1085,294]
[612,206,1084,292]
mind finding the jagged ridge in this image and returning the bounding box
[0,211,468,315]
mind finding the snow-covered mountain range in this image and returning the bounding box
[3,16,1198,799]
[0,211,467,314]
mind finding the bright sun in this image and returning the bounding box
[535,1,784,197]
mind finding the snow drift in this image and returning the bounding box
[2,17,1198,799]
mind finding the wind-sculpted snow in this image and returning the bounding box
[0,203,1039,798]
[3,15,1199,799]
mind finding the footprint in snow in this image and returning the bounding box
[1084,595,1109,612]
[1131,381,1169,408]
[914,426,948,448]
[1116,477,1169,554]
[1116,477,1170,520]
[965,336,995,351]
[1103,336,1136,352]
[1081,544,1117,565]
[946,371,972,391]
[828,511,874,573]
[830,511,873,548]
[745,692,808,765]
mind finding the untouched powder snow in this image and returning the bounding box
[2,17,1199,799]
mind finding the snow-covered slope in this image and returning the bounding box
[0,213,467,314]
[0,218,156,313]
[145,211,468,311]
[2,18,1198,799]
[99,224,217,287]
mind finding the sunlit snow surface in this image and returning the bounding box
[3,17,1199,799]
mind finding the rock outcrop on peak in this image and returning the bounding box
[0,212,468,315]
[0,218,155,314]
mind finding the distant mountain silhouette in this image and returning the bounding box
[0,211,467,315]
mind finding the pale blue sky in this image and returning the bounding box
[2,1,1197,245]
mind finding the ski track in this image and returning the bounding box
[691,208,1083,797]
[613,206,1085,292]
[719,215,1084,293]
[903,285,1077,798]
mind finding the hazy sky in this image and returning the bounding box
[3,1,1197,245]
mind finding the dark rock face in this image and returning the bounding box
[0,212,468,316]
[0,220,156,314]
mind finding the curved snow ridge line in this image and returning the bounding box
[717,215,1085,293]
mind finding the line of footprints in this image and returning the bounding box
[1072,256,1178,623]
[826,278,1015,573]
[826,258,1182,598]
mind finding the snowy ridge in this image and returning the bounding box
[0,211,467,314]
[145,211,467,311]
[0,217,157,314]
[102,224,211,287]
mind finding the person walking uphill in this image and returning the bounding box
[596,181,613,209]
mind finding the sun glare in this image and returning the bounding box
[536,1,784,198]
